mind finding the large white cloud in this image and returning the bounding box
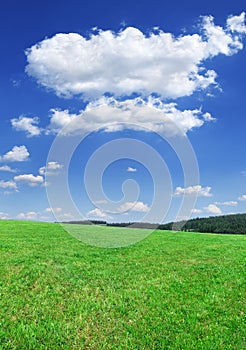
[25,14,246,100]
[46,96,210,137]
[0,146,29,162]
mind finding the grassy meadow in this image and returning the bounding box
[0,220,245,349]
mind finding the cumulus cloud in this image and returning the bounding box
[25,14,246,100]
[127,167,137,172]
[11,116,42,137]
[227,12,246,33]
[0,180,17,190]
[0,146,29,162]
[87,207,112,219]
[118,201,149,212]
[14,174,44,187]
[173,185,212,197]
[17,211,38,220]
[46,97,209,137]
[0,165,18,173]
[204,204,222,214]
[238,194,246,201]
[39,161,63,176]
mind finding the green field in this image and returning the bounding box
[0,220,245,349]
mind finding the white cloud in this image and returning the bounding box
[46,97,208,137]
[127,167,137,172]
[39,161,63,176]
[202,112,216,122]
[14,174,44,187]
[238,194,246,201]
[0,145,29,162]
[94,199,108,204]
[17,211,38,220]
[227,12,246,33]
[118,201,149,212]
[0,212,9,219]
[191,208,203,214]
[45,207,62,213]
[173,185,212,197]
[202,15,244,56]
[11,116,42,137]
[25,14,246,99]
[0,180,17,189]
[215,201,238,206]
[204,204,222,214]
[87,208,112,219]
[0,165,18,173]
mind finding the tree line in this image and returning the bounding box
[64,213,246,234]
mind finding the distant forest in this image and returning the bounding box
[158,213,246,234]
[65,213,246,234]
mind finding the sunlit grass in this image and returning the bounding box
[0,220,245,349]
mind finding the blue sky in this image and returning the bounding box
[0,0,246,223]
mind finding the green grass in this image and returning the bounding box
[0,220,245,349]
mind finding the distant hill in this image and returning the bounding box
[158,213,246,234]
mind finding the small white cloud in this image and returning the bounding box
[191,208,203,214]
[87,208,112,219]
[238,194,246,201]
[0,212,9,219]
[118,201,149,212]
[17,211,38,220]
[0,180,17,189]
[204,204,222,214]
[215,201,238,206]
[0,165,18,173]
[45,207,62,213]
[14,174,44,187]
[39,161,63,176]
[202,112,216,122]
[11,116,42,137]
[0,145,29,162]
[94,199,108,204]
[174,185,212,197]
[127,167,137,172]
[227,12,246,33]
